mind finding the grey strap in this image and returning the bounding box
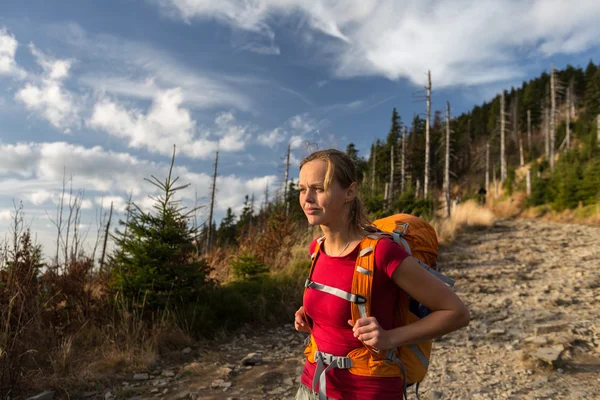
[305,280,366,304]
[312,351,353,400]
[357,303,368,319]
[385,349,408,400]
[409,344,429,369]
[356,266,371,275]
[416,259,455,287]
[359,246,373,257]
[397,236,412,254]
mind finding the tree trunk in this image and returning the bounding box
[566,87,571,150]
[207,151,219,251]
[389,140,394,209]
[519,137,524,167]
[545,106,550,159]
[424,70,431,199]
[550,65,556,171]
[99,201,113,272]
[444,102,451,218]
[284,144,291,216]
[500,91,506,183]
[485,143,490,191]
[401,126,406,194]
[526,170,531,196]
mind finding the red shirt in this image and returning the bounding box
[301,236,411,400]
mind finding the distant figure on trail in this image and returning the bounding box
[293,149,470,400]
[478,187,487,205]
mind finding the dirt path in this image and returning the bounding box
[103,218,600,400]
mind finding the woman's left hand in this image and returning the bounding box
[348,317,394,350]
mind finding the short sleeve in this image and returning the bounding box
[374,237,411,279]
[309,238,319,255]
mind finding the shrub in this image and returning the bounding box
[230,254,269,279]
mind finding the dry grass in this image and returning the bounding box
[432,200,496,244]
[521,203,600,226]
[488,190,527,218]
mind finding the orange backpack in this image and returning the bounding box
[302,214,455,400]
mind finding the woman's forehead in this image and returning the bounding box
[299,160,328,181]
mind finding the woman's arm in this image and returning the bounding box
[351,256,470,349]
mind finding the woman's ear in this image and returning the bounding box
[345,182,358,203]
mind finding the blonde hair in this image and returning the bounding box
[299,149,371,232]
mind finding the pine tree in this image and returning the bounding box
[217,208,237,247]
[584,68,600,118]
[346,142,367,183]
[110,148,212,310]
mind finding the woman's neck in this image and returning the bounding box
[320,225,364,256]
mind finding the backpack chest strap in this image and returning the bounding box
[305,279,368,318]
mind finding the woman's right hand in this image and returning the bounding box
[294,306,311,333]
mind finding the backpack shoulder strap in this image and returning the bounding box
[350,233,387,323]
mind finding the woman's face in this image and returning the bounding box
[298,160,350,227]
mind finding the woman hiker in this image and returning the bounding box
[294,149,470,400]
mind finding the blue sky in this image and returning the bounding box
[1,0,600,258]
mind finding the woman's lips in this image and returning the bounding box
[305,208,320,215]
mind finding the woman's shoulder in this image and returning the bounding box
[373,235,410,261]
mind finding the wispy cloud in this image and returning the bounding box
[14,43,80,133]
[256,113,323,149]
[155,0,600,87]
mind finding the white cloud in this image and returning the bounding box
[156,0,600,87]
[289,135,304,149]
[257,127,286,148]
[240,42,281,55]
[289,113,316,135]
[0,209,12,221]
[15,44,79,132]
[88,90,251,158]
[0,28,26,78]
[95,196,128,213]
[0,141,278,215]
[27,189,56,205]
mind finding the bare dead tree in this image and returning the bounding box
[485,143,490,191]
[284,143,291,216]
[424,70,432,199]
[207,151,219,251]
[389,139,395,209]
[444,102,451,217]
[550,65,556,171]
[566,85,571,150]
[544,105,550,159]
[401,126,407,194]
[99,201,113,272]
[263,180,270,209]
[500,91,507,183]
